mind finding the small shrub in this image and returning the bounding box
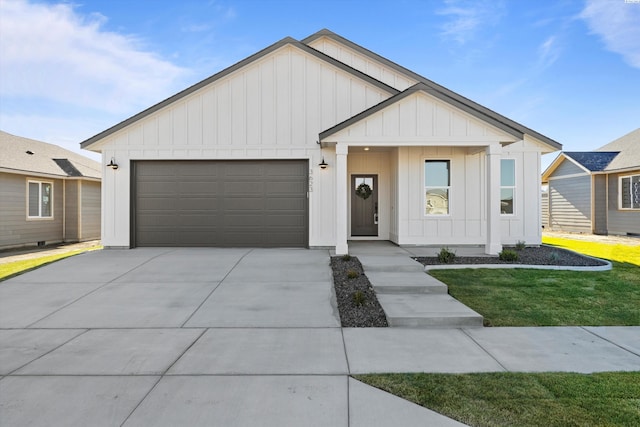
[499,249,519,262]
[515,240,526,251]
[548,251,562,263]
[352,290,366,306]
[437,247,456,264]
[346,269,359,279]
[341,254,352,261]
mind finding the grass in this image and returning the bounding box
[429,238,640,326]
[362,237,640,425]
[355,372,640,427]
[0,246,102,281]
[542,236,640,266]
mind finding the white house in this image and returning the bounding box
[81,29,561,255]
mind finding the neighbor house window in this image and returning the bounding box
[27,180,53,218]
[425,160,450,215]
[620,174,640,209]
[501,159,515,215]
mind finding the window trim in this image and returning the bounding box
[424,159,451,217]
[26,179,54,220]
[618,173,640,210]
[500,158,516,216]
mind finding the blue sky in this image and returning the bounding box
[1,0,638,169]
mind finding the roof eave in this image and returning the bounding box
[81,35,398,150]
[305,29,562,151]
[320,82,523,142]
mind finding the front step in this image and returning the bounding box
[366,272,448,294]
[357,256,425,273]
[377,294,484,328]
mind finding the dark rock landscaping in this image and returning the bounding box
[330,246,607,328]
[330,256,388,327]
[415,245,608,267]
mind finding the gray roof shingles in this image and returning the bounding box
[563,151,620,172]
[0,131,101,179]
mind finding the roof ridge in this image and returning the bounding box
[303,29,561,150]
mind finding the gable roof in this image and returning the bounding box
[563,152,620,172]
[596,128,640,171]
[320,82,522,142]
[81,29,561,152]
[81,36,398,150]
[542,128,640,180]
[0,130,101,179]
[304,29,561,151]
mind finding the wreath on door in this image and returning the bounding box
[355,183,373,200]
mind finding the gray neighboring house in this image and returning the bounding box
[0,130,102,249]
[542,128,640,236]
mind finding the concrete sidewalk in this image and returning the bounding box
[1,247,639,426]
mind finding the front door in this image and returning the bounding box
[351,175,378,236]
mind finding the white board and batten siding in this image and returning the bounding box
[97,44,393,248]
[327,91,542,245]
[308,36,417,92]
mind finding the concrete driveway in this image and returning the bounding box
[0,248,465,427]
[2,247,639,426]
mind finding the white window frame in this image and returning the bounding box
[424,159,451,216]
[500,158,516,216]
[26,179,54,219]
[619,174,640,210]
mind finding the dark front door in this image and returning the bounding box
[351,175,378,236]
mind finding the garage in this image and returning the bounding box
[132,160,308,247]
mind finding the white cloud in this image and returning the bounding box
[0,0,188,115]
[580,0,640,69]
[538,36,561,69]
[437,0,506,44]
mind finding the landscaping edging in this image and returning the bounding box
[416,245,612,272]
[422,259,612,272]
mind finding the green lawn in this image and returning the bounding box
[429,239,640,326]
[0,246,102,281]
[385,238,640,424]
[355,372,640,427]
[430,266,640,326]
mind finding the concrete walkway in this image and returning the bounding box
[1,247,639,426]
[349,242,483,328]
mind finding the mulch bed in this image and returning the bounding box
[330,256,388,328]
[416,245,608,267]
[330,246,607,328]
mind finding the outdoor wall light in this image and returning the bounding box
[107,158,119,170]
[319,158,328,169]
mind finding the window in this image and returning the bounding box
[620,174,640,209]
[425,160,450,215]
[500,159,515,215]
[27,180,53,218]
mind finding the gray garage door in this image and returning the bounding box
[132,160,308,247]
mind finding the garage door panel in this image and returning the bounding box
[178,198,220,210]
[134,160,307,247]
[178,182,220,194]
[178,215,221,227]
[224,182,265,194]
[224,163,265,177]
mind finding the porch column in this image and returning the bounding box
[486,144,502,255]
[335,143,349,255]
